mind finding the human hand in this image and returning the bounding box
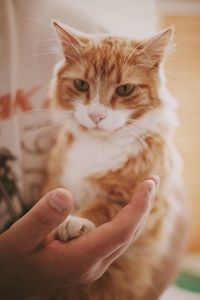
[0,178,158,299]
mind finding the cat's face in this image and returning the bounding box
[52,22,173,135]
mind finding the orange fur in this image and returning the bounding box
[40,24,188,300]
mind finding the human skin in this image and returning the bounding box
[0,178,158,299]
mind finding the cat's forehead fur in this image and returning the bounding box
[82,37,137,81]
[59,36,146,84]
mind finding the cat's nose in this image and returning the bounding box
[88,113,106,124]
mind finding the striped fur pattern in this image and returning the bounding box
[42,22,188,300]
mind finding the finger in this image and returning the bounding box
[8,188,73,251]
[75,178,158,266]
[102,219,146,268]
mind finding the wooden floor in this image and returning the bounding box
[160,15,200,251]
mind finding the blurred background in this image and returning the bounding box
[158,0,200,254]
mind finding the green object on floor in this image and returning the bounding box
[175,272,200,293]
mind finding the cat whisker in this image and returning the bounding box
[33,38,60,46]
[61,40,86,67]
[61,39,83,56]
[33,51,58,58]
[18,108,71,114]
[126,118,169,142]
[164,70,174,77]
[124,119,167,157]
[123,63,154,75]
[141,125,169,142]
[121,42,144,73]
[133,128,154,163]
[122,121,154,163]
[27,17,52,28]
[21,121,67,141]
[121,39,151,73]
[19,109,74,141]
[121,48,137,73]
[135,86,149,103]
[17,109,72,121]
[64,53,85,71]
[139,137,154,163]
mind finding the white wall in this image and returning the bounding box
[72,0,157,38]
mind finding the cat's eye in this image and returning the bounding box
[116,84,134,97]
[74,79,89,92]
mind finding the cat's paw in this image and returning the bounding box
[55,215,95,242]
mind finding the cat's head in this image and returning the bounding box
[51,21,173,135]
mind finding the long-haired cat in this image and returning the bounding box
[42,21,188,300]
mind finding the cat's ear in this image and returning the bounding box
[52,20,88,58]
[138,27,174,67]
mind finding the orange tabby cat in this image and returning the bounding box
[42,22,188,300]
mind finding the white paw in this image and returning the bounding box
[55,215,95,242]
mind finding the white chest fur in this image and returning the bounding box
[60,129,142,207]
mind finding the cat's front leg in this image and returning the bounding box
[55,215,95,241]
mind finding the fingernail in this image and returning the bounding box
[147,181,158,203]
[148,175,160,187]
[48,191,69,212]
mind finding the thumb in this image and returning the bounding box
[8,188,73,251]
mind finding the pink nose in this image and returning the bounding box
[88,113,106,124]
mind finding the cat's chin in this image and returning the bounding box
[76,123,113,137]
[89,127,112,137]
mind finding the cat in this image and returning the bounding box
[42,21,188,300]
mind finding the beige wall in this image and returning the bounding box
[159,14,200,251]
